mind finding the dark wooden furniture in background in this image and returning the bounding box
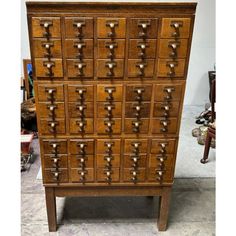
[26,1,196,232]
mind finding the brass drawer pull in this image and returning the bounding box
[136,61,147,77]
[166,61,178,77]
[132,120,142,133]
[164,87,175,100]
[41,41,54,58]
[40,20,53,38]
[104,119,115,133]
[160,119,170,133]
[76,104,87,112]
[160,102,172,117]
[76,120,87,132]
[48,121,58,133]
[168,41,180,58]
[105,87,116,101]
[105,61,117,77]
[106,20,118,38]
[75,88,87,101]
[74,62,86,76]
[170,21,183,38]
[43,61,55,77]
[73,20,85,38]
[134,87,145,101]
[137,42,149,58]
[138,20,151,38]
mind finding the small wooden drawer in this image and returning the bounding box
[159,39,188,58]
[38,102,65,118]
[65,39,93,59]
[157,59,186,77]
[97,139,121,154]
[129,18,158,38]
[68,102,94,118]
[69,118,94,134]
[128,39,156,59]
[124,139,148,153]
[32,39,62,58]
[124,118,149,134]
[148,168,173,183]
[31,17,61,38]
[125,102,151,118]
[160,18,191,39]
[70,155,94,168]
[151,139,176,154]
[123,154,147,168]
[71,168,94,183]
[97,118,122,134]
[97,18,126,38]
[96,168,120,182]
[97,85,123,101]
[43,155,68,169]
[154,83,183,102]
[123,168,146,182]
[34,59,63,78]
[40,119,65,135]
[65,17,94,38]
[152,118,178,134]
[97,59,124,78]
[69,139,94,155]
[97,39,125,58]
[153,101,180,117]
[149,154,174,169]
[97,102,122,118]
[97,154,120,168]
[128,59,155,78]
[43,169,68,183]
[126,85,152,101]
[68,85,94,102]
[42,139,67,154]
[67,59,94,78]
[37,84,64,102]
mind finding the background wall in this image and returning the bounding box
[21,0,215,105]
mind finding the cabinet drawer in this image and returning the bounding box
[65,39,93,59]
[123,168,146,182]
[37,84,64,102]
[97,85,123,101]
[31,17,61,38]
[123,154,147,168]
[124,118,149,134]
[97,139,121,154]
[67,59,94,78]
[96,168,120,182]
[97,102,122,118]
[149,154,174,169]
[69,139,94,155]
[69,118,94,134]
[129,18,158,38]
[70,155,94,168]
[159,39,188,58]
[129,39,156,58]
[71,168,94,182]
[97,154,120,168]
[43,169,68,183]
[153,101,180,117]
[148,168,173,183]
[97,59,124,78]
[124,139,148,153]
[38,102,65,118]
[151,139,176,154]
[43,155,68,169]
[65,17,94,38]
[32,39,62,58]
[68,85,94,102]
[125,102,151,118]
[157,59,186,77]
[34,59,63,77]
[152,118,178,134]
[126,85,152,101]
[42,139,67,154]
[40,119,65,135]
[161,18,191,38]
[128,59,155,78]
[97,118,122,134]
[97,39,125,58]
[68,102,94,118]
[97,18,126,38]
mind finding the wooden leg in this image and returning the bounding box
[201,131,212,164]
[158,187,172,231]
[45,187,57,232]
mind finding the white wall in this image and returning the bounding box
[21,0,215,105]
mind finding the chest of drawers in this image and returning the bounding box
[26,1,196,231]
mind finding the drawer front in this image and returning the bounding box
[124,139,148,153]
[129,18,158,38]
[34,59,63,77]
[123,154,147,168]
[124,118,149,134]
[148,168,173,183]
[161,18,191,39]
[128,59,155,78]
[31,17,61,38]
[43,155,68,169]
[97,59,124,78]
[126,85,152,101]
[97,39,125,58]
[68,102,94,118]
[37,84,64,102]
[152,118,178,134]
[70,155,94,168]
[97,154,120,168]
[69,118,94,134]
[97,139,121,154]
[43,169,68,183]
[153,101,180,117]
[38,102,65,118]
[42,139,67,154]
[71,168,94,182]
[129,39,156,59]
[69,139,94,154]
[97,118,122,134]
[125,102,151,118]
[123,168,146,182]
[97,18,126,38]
[159,39,188,58]
[149,154,174,169]
[40,119,65,135]
[151,139,176,154]
[97,85,123,101]
[67,59,94,78]
[68,85,94,102]
[65,39,93,59]
[32,39,62,58]
[97,102,122,118]
[157,59,186,77]
[65,17,94,38]
[96,168,120,182]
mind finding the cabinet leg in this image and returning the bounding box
[157,187,172,231]
[45,187,57,232]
